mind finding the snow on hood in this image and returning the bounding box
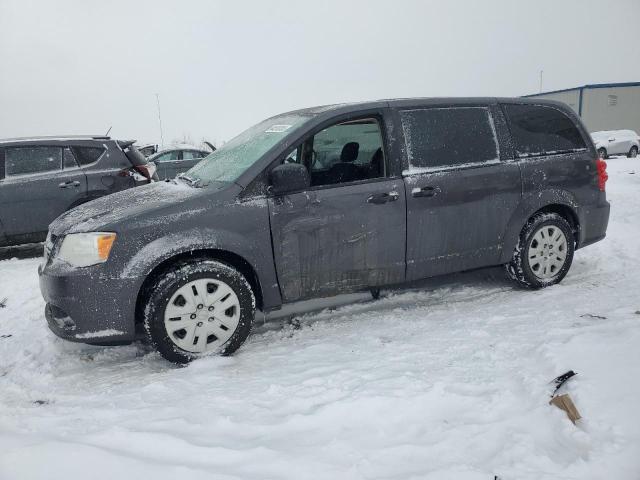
[50,181,202,235]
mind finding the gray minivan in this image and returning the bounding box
[0,136,157,247]
[39,98,610,363]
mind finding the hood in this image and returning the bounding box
[50,181,207,235]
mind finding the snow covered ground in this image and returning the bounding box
[1,157,639,480]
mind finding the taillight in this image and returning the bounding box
[596,157,608,191]
[133,164,156,180]
[118,164,156,182]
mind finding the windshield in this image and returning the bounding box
[185,114,312,185]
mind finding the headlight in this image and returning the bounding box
[56,232,117,267]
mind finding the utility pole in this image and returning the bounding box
[539,70,544,93]
[155,93,164,147]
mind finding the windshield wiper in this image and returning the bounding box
[177,174,201,187]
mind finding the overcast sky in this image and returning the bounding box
[1,0,639,146]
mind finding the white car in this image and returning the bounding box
[591,130,639,158]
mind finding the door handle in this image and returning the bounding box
[411,186,438,198]
[367,191,399,204]
[59,180,80,188]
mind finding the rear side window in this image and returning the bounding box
[5,147,62,176]
[183,150,206,160]
[154,151,179,162]
[400,107,499,170]
[72,146,105,165]
[503,104,586,157]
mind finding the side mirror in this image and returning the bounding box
[269,163,310,195]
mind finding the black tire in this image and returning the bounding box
[505,212,575,289]
[597,147,607,159]
[628,146,638,158]
[142,259,255,364]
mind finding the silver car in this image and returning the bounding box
[592,130,639,158]
[148,146,211,180]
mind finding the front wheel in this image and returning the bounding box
[142,259,255,363]
[628,146,638,158]
[506,212,575,289]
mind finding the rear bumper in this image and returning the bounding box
[39,261,137,345]
[577,200,610,249]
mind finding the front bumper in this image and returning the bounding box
[39,260,138,345]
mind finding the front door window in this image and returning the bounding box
[308,118,385,186]
[278,118,386,189]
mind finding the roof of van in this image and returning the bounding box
[279,97,567,117]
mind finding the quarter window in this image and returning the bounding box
[503,104,586,157]
[400,107,499,170]
[72,146,105,165]
[5,147,62,176]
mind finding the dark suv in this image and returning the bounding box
[0,136,157,247]
[39,98,610,363]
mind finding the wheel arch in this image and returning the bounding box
[534,203,580,241]
[500,193,581,263]
[67,191,108,211]
[134,248,265,327]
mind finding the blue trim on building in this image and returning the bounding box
[583,82,640,89]
[524,87,580,97]
[578,87,584,116]
[524,81,640,98]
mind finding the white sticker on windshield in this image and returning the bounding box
[265,124,292,133]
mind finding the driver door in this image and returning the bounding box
[267,115,407,303]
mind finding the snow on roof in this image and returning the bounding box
[0,135,112,144]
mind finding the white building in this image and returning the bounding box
[524,82,640,133]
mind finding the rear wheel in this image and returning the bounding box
[506,212,575,289]
[597,147,607,159]
[628,146,638,158]
[142,259,255,363]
